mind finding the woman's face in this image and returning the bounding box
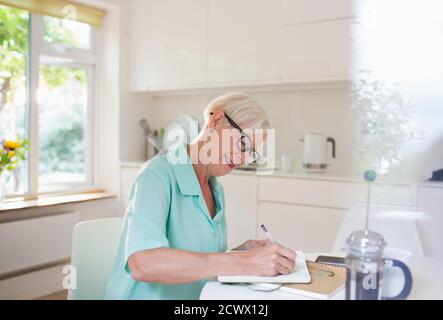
[204,110,263,177]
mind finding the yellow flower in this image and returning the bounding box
[8,151,15,158]
[3,140,21,150]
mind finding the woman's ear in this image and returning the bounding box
[207,109,225,130]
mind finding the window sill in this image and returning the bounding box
[0,189,117,213]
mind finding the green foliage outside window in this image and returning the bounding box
[0,5,88,182]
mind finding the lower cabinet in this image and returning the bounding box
[257,202,346,253]
[258,177,367,209]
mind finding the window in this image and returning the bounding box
[38,64,90,190]
[0,5,29,195]
[43,16,92,50]
[0,3,97,196]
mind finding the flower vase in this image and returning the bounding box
[0,174,6,202]
[0,172,10,203]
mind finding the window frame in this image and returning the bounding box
[40,14,97,62]
[4,10,97,198]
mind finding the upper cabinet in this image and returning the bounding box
[279,19,352,82]
[130,0,207,91]
[279,0,354,82]
[207,0,280,85]
[281,0,354,25]
[130,0,357,92]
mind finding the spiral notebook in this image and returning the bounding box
[217,251,311,284]
[251,261,346,299]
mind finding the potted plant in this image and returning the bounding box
[350,71,423,175]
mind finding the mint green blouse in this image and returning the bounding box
[105,145,227,300]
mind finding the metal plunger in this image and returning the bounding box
[363,170,377,233]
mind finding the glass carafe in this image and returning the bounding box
[345,230,386,300]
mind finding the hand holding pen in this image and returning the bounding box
[233,224,297,276]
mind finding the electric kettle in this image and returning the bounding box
[300,133,336,173]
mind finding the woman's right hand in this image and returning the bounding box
[240,243,297,276]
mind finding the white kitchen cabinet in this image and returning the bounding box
[130,0,207,91]
[207,0,280,85]
[281,0,354,25]
[129,0,355,91]
[218,174,258,248]
[257,201,346,252]
[279,19,352,82]
[258,176,367,209]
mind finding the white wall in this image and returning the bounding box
[94,0,155,163]
[115,0,155,162]
[94,0,120,195]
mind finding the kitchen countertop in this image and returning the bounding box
[120,161,443,188]
[232,167,367,183]
[231,168,443,188]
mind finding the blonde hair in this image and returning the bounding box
[203,93,270,131]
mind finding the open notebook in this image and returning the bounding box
[217,251,311,284]
[248,261,346,299]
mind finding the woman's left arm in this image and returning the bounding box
[128,242,296,284]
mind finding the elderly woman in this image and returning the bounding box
[105,93,296,300]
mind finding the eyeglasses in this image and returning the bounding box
[213,112,259,164]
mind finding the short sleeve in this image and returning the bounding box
[123,167,171,274]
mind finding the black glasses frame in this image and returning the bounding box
[211,112,259,164]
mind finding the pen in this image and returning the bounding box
[260,224,274,243]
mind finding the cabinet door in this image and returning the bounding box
[259,177,367,209]
[207,0,280,85]
[280,19,352,82]
[130,0,207,90]
[257,202,346,253]
[219,175,258,248]
[281,0,354,25]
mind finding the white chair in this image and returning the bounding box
[68,217,123,300]
[333,202,425,256]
